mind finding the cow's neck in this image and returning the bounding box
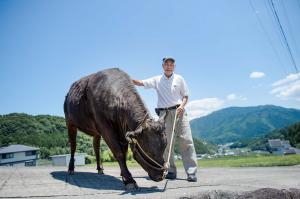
[125,96,149,132]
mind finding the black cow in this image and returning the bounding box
[64,68,167,189]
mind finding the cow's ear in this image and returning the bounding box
[125,127,143,143]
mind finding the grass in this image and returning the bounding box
[86,154,300,168]
[196,154,300,167]
[39,154,300,168]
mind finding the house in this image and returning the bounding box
[51,153,86,166]
[268,139,297,155]
[0,144,39,166]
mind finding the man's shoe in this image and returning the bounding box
[165,172,177,180]
[187,174,197,182]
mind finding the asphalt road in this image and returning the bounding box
[0,165,300,199]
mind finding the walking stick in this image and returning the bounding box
[163,110,178,191]
[165,110,178,169]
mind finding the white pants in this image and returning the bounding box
[159,109,198,175]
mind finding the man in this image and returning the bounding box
[132,57,198,182]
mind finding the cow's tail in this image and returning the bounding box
[63,93,69,119]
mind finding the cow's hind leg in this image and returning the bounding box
[67,123,77,175]
[93,134,104,174]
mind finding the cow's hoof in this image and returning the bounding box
[125,183,139,191]
[68,170,75,175]
[97,170,104,175]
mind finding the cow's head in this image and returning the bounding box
[126,115,167,182]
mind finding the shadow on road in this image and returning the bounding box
[50,171,164,194]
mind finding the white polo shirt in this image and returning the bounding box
[142,73,189,108]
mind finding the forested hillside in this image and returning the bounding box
[0,113,216,160]
[190,105,300,144]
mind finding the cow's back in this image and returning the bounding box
[64,68,135,134]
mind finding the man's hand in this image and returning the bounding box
[177,96,188,117]
[132,79,144,86]
[176,105,185,117]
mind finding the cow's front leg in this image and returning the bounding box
[100,128,137,190]
[115,151,138,190]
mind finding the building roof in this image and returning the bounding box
[268,139,282,148]
[0,145,39,154]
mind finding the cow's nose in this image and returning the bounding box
[149,174,164,182]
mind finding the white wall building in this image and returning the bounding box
[268,139,298,155]
[0,145,39,166]
[51,153,86,166]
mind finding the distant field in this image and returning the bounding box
[83,154,300,168]
[196,154,300,167]
[37,154,300,168]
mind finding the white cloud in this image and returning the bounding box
[226,93,247,101]
[227,93,237,100]
[272,73,300,87]
[270,73,300,101]
[250,71,265,79]
[185,98,224,120]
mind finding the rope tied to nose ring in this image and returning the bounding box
[125,110,179,191]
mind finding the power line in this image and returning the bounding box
[264,0,290,66]
[248,0,288,75]
[280,0,300,58]
[268,0,299,73]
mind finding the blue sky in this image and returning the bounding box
[1,0,300,119]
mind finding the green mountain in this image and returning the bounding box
[0,113,216,159]
[190,105,300,144]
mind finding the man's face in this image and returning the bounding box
[162,60,175,77]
